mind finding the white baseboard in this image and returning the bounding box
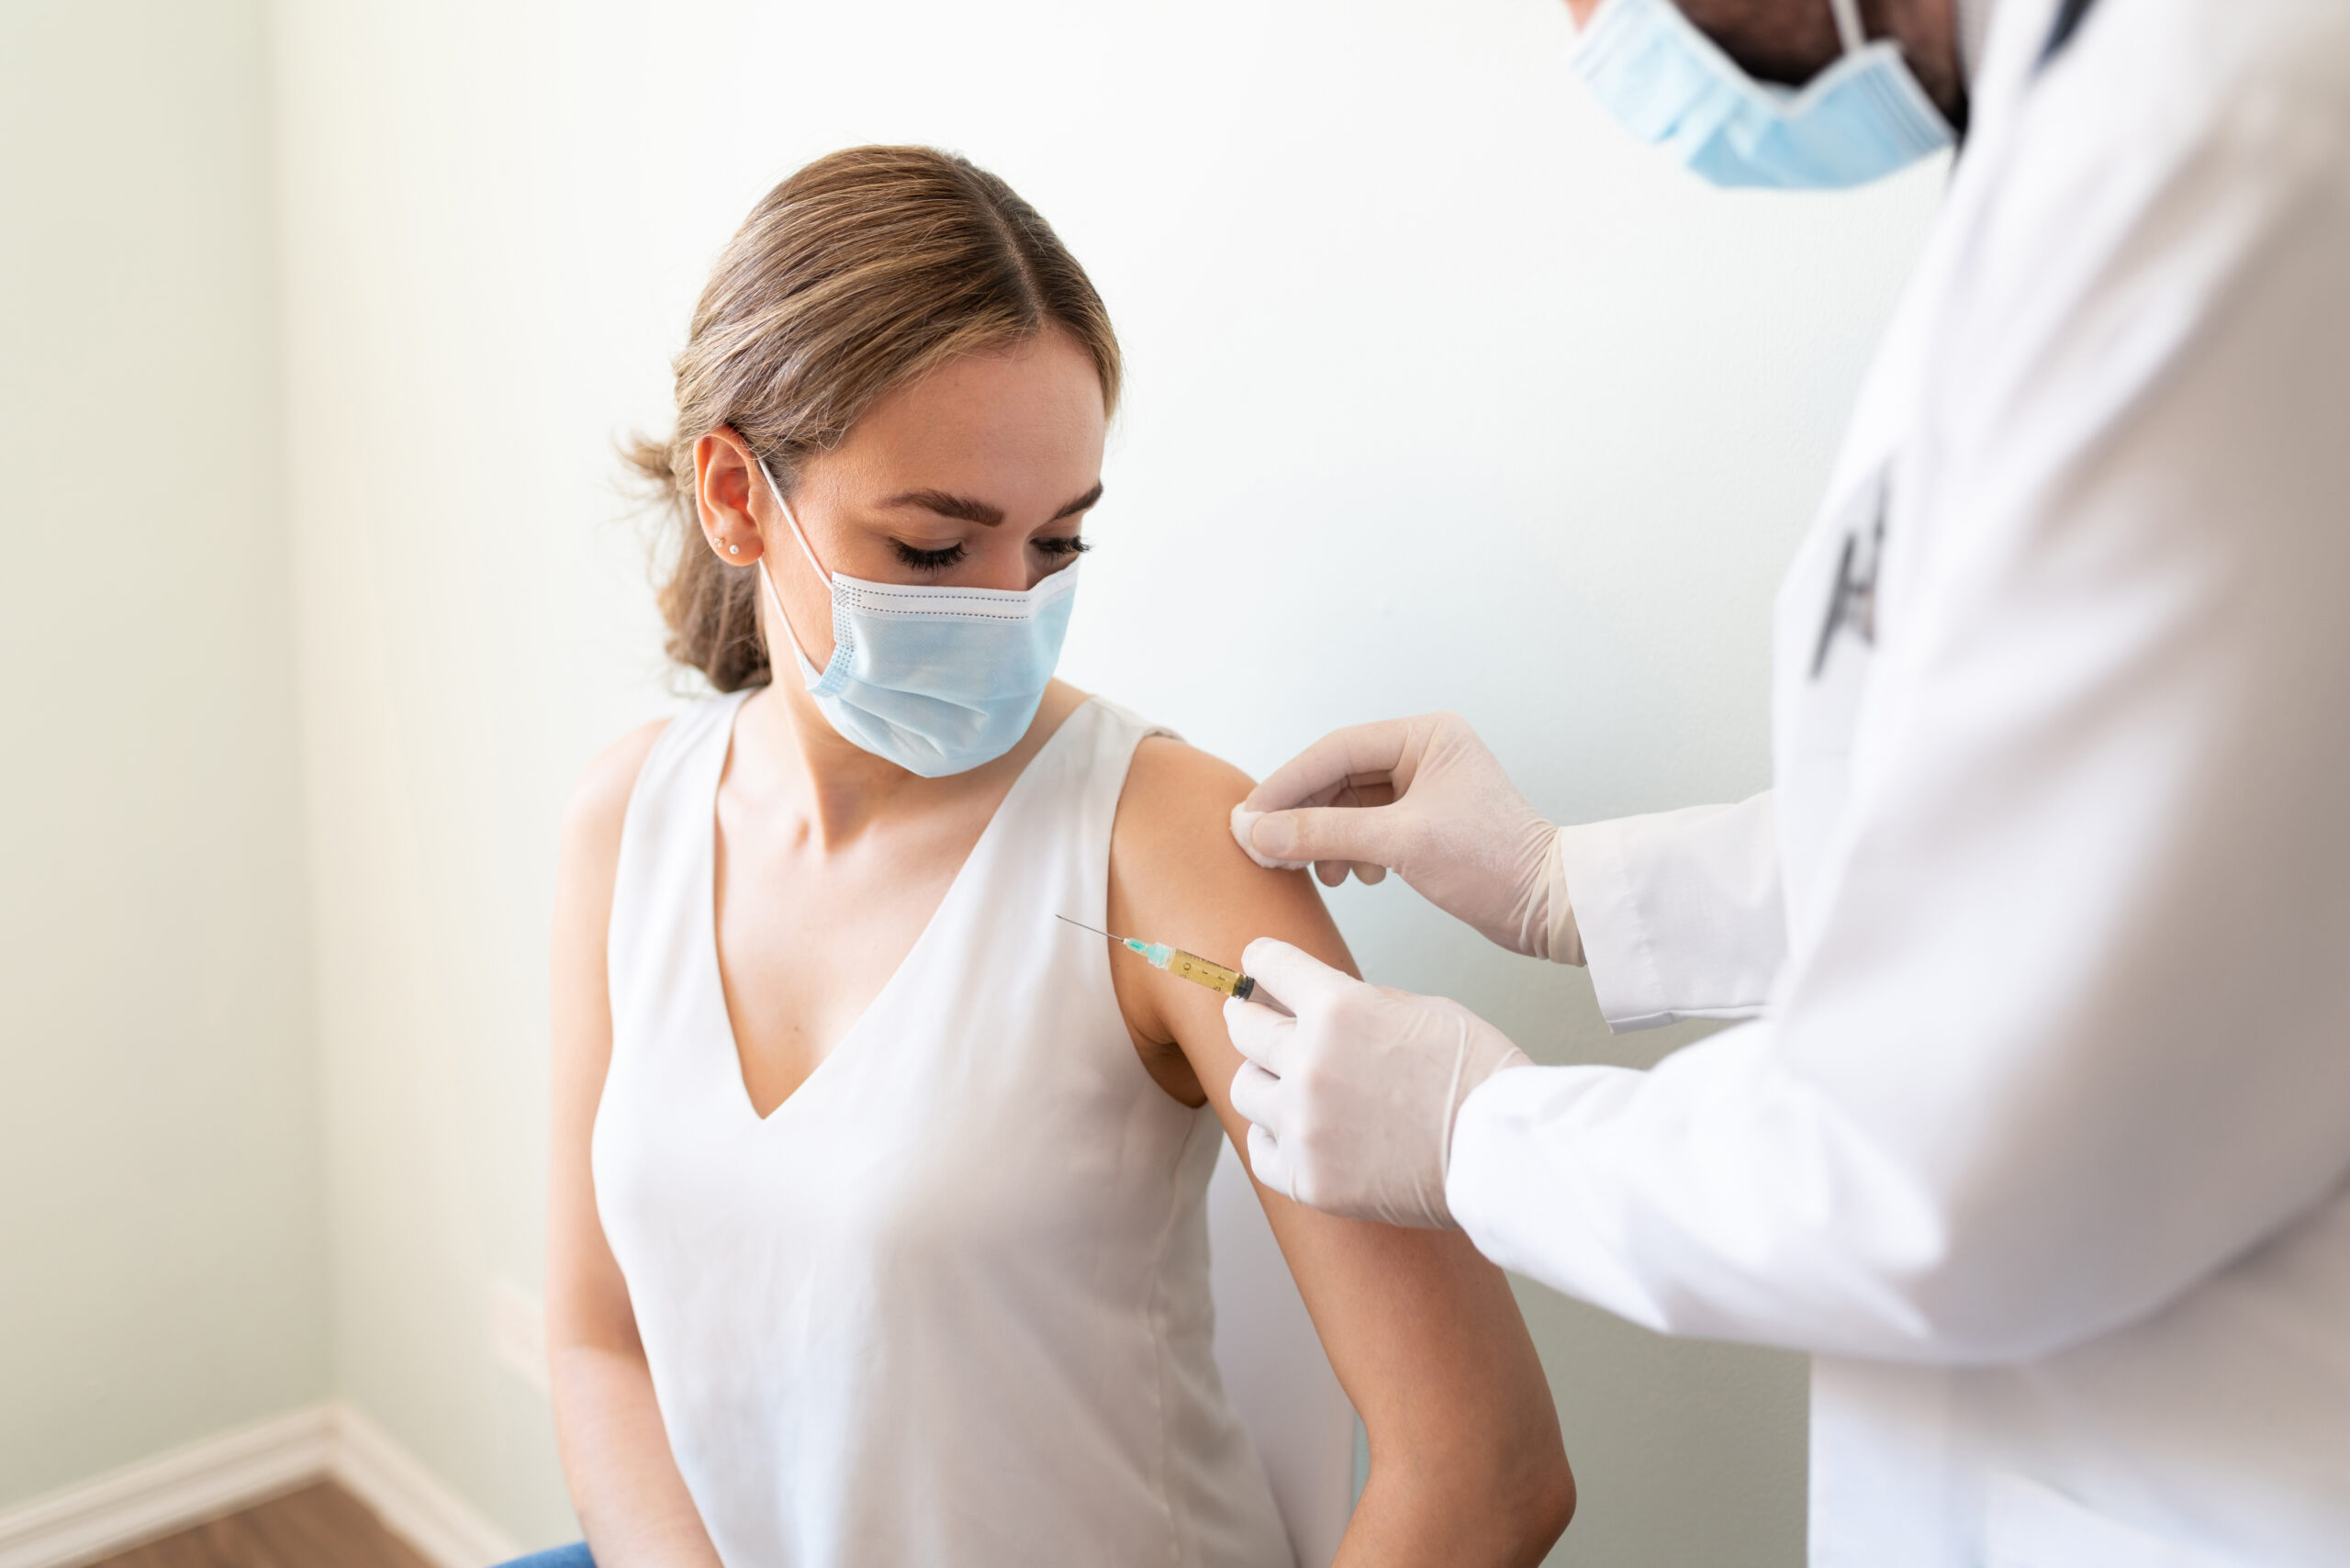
[0,1403,523,1568]
[0,1407,332,1568]
[334,1406,520,1568]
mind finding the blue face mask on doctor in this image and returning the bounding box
[1572,0,1954,188]
[755,458,1079,778]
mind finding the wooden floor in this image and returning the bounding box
[82,1483,438,1568]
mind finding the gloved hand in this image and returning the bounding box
[1231,712,1583,963]
[1225,939,1533,1230]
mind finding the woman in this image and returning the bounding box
[520,146,1572,1567]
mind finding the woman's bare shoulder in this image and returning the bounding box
[1112,731,1349,970]
[560,718,674,868]
[1113,734,1255,879]
[1123,731,1251,812]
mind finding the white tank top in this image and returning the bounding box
[593,692,1294,1568]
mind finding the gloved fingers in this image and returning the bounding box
[1245,1121,1297,1203]
[1351,861,1387,886]
[1222,992,1300,1075]
[1239,717,1423,819]
[1227,1059,1284,1136]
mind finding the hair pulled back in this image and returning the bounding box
[624,146,1122,691]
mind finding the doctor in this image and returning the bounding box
[1224,0,2350,1562]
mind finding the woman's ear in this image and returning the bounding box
[693,428,766,565]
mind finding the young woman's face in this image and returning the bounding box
[745,329,1108,670]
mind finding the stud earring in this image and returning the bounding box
[728,543,741,555]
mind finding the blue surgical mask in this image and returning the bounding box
[1572,0,1954,189]
[755,461,1078,778]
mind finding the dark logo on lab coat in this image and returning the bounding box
[1810,486,1886,680]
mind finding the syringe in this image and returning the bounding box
[1055,914,1285,1012]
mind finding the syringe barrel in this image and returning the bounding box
[1148,947,1291,1015]
[1166,948,1246,995]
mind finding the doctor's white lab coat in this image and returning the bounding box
[1444,1,2350,1563]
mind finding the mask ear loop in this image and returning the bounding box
[1826,0,1866,54]
[750,454,832,677]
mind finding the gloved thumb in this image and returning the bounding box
[1240,804,1407,876]
[1230,804,1312,871]
[1238,938,1359,1015]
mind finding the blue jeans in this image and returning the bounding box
[495,1547,594,1568]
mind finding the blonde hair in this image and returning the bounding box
[624,146,1123,691]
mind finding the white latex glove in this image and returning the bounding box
[1225,939,1534,1230]
[1232,711,1583,963]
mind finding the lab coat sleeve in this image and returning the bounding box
[1449,27,2350,1363]
[1555,794,1783,1031]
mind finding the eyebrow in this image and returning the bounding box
[881,482,1104,526]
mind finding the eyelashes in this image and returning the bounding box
[890,540,967,572]
[888,535,1091,574]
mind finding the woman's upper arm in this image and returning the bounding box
[547,720,667,1361]
[1107,738,1569,1522]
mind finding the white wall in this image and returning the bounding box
[0,0,330,1510]
[264,0,1944,1560]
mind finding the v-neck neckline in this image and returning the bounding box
[703,693,1097,1126]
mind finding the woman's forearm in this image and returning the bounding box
[550,1344,726,1568]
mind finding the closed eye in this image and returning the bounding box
[890,540,967,572]
[1034,535,1091,558]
